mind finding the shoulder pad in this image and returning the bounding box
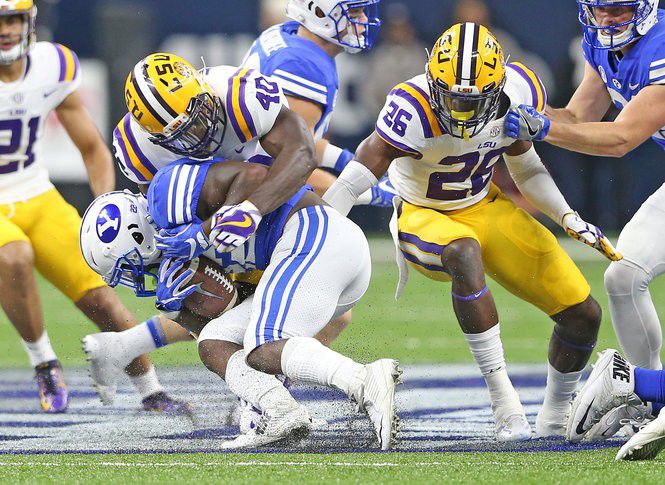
[375,78,441,159]
[267,56,330,106]
[506,62,548,113]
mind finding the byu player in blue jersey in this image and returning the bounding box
[241,0,392,352]
[505,0,665,446]
[242,0,393,204]
[80,159,401,450]
[506,1,665,373]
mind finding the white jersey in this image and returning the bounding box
[377,63,548,211]
[113,66,288,185]
[0,42,81,204]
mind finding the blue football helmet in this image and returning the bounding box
[286,0,381,53]
[578,0,659,50]
[80,191,161,297]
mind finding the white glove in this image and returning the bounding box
[562,212,622,261]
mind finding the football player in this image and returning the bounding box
[241,0,393,204]
[0,0,187,413]
[79,156,401,450]
[505,0,665,437]
[323,23,618,440]
[566,349,665,460]
[241,0,391,356]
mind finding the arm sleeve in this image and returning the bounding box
[322,161,379,216]
[504,146,572,225]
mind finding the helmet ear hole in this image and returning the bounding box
[314,6,326,18]
[132,232,145,245]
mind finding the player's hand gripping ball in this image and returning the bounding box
[156,256,238,320]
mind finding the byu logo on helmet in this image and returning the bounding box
[96,204,121,243]
[577,0,659,51]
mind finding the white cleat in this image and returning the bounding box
[566,349,642,443]
[496,413,532,442]
[220,402,312,450]
[535,405,569,438]
[585,403,652,442]
[351,359,401,451]
[617,411,665,461]
[81,333,126,405]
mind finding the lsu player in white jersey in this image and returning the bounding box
[0,0,189,414]
[324,23,620,440]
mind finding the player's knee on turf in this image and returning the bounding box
[0,241,35,281]
[440,238,484,283]
[604,260,650,296]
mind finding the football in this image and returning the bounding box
[179,256,238,321]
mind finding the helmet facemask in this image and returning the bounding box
[427,63,506,140]
[0,7,36,65]
[332,0,382,53]
[578,0,657,50]
[108,248,160,298]
[150,91,227,160]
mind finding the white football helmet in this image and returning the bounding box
[285,0,381,54]
[578,0,659,50]
[80,191,161,297]
[0,0,37,65]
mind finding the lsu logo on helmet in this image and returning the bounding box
[0,0,37,65]
[124,53,227,159]
[426,22,506,140]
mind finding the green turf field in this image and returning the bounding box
[2,248,665,482]
[1,258,661,368]
[2,450,664,484]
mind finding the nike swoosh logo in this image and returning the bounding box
[225,214,253,229]
[576,398,595,436]
[524,116,539,138]
[43,89,58,98]
[629,83,639,91]
[235,147,244,154]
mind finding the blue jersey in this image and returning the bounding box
[147,158,311,273]
[242,21,339,140]
[582,9,665,150]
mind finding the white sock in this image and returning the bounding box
[114,317,164,368]
[225,350,295,411]
[22,330,57,367]
[464,324,524,418]
[281,337,364,396]
[542,364,582,415]
[129,366,163,399]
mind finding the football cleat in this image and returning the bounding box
[81,332,124,405]
[566,349,642,442]
[616,411,665,461]
[349,359,402,450]
[220,402,312,450]
[35,360,69,413]
[496,413,532,442]
[585,403,653,442]
[141,391,193,416]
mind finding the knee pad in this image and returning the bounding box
[604,260,651,296]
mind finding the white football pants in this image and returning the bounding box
[604,183,665,370]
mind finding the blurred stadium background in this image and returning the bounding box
[35,0,665,231]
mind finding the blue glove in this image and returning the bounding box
[369,175,398,208]
[155,222,211,261]
[505,104,550,141]
[209,200,262,252]
[155,258,198,313]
